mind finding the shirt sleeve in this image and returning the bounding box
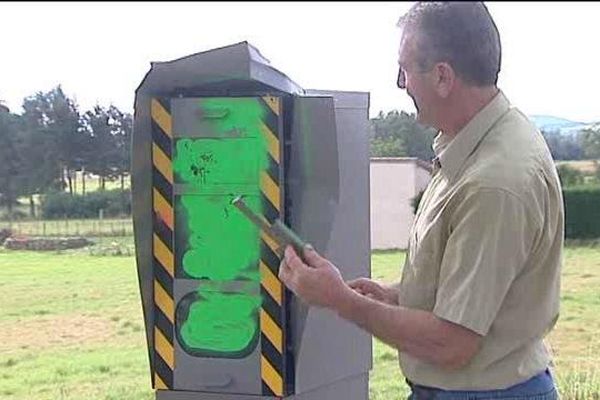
[432,186,539,336]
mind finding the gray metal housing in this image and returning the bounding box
[132,41,371,399]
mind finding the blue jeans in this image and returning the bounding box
[406,369,558,399]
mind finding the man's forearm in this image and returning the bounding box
[334,287,476,369]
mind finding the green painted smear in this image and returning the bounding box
[173,138,263,186]
[173,98,268,281]
[173,97,268,184]
[173,98,270,355]
[180,290,261,354]
[179,194,261,280]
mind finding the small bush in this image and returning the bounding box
[0,209,28,221]
[410,184,600,239]
[411,189,425,214]
[40,189,131,219]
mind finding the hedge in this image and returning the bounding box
[41,189,131,219]
[412,186,600,239]
[40,186,600,238]
[563,185,600,239]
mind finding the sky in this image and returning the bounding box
[1,2,600,123]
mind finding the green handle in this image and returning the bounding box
[271,219,309,259]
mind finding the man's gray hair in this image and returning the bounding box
[397,2,501,86]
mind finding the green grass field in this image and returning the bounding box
[0,240,599,399]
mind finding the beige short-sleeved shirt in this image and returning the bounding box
[398,90,564,390]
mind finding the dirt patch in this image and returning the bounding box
[0,229,12,245]
[557,160,599,174]
[0,314,115,353]
[4,237,93,251]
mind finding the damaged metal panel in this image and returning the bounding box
[289,91,371,395]
[133,41,371,400]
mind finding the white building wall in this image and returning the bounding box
[370,158,432,250]
[370,160,415,250]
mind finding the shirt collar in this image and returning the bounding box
[435,90,510,180]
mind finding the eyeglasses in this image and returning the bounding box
[397,64,433,89]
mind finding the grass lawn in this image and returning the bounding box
[0,240,599,399]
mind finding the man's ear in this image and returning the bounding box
[434,62,455,98]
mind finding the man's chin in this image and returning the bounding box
[415,112,428,126]
[416,113,436,129]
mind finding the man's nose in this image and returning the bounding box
[397,69,406,89]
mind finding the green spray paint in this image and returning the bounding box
[180,290,261,354]
[174,138,263,186]
[173,97,268,185]
[179,194,261,280]
[173,98,269,355]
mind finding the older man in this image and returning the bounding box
[279,2,563,399]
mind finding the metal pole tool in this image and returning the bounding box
[231,195,309,260]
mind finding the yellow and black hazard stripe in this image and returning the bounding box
[257,95,291,397]
[151,97,175,390]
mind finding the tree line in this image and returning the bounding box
[368,109,600,163]
[0,86,131,218]
[2,85,599,219]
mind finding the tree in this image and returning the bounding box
[84,105,112,190]
[21,86,85,195]
[110,107,132,192]
[0,107,26,217]
[541,129,584,160]
[580,126,600,185]
[369,110,436,160]
[83,105,131,191]
[18,119,63,217]
[580,125,600,160]
[370,137,405,157]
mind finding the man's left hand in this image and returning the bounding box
[278,245,351,309]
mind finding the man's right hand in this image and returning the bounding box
[346,278,399,305]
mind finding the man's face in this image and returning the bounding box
[397,33,438,128]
